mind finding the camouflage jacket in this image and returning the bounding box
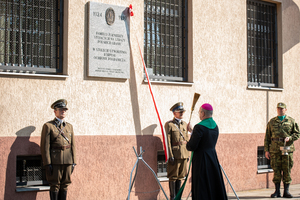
[264,116,300,153]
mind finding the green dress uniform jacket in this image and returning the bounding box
[40,118,76,166]
[264,116,300,153]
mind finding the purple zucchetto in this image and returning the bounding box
[201,103,213,111]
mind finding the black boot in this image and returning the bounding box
[283,183,293,198]
[270,183,281,198]
[58,190,67,200]
[175,180,182,196]
[50,191,58,200]
[169,181,176,200]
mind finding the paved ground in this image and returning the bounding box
[227,184,300,200]
[180,184,300,200]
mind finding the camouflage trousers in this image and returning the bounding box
[270,152,293,184]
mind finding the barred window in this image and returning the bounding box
[16,155,48,188]
[257,146,272,173]
[144,0,187,82]
[247,0,277,87]
[0,0,63,74]
[157,150,167,178]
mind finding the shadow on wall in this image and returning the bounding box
[283,0,300,53]
[134,126,164,200]
[4,126,40,200]
[128,32,166,198]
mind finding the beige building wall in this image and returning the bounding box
[1,0,300,199]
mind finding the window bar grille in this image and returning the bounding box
[51,0,54,69]
[168,0,171,77]
[24,0,28,67]
[0,0,62,73]
[172,1,175,77]
[31,0,34,67]
[9,0,13,65]
[59,0,63,71]
[42,1,45,68]
[262,4,265,83]
[38,0,40,67]
[253,2,257,83]
[247,0,277,87]
[4,0,8,65]
[268,5,271,84]
[18,0,21,65]
[258,4,262,83]
[158,0,162,76]
[143,0,186,81]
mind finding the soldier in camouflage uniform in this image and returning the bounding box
[264,102,300,198]
[165,102,190,200]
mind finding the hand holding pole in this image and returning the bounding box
[188,93,200,124]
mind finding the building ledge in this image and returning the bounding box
[143,80,193,86]
[247,85,284,91]
[157,176,186,182]
[257,169,273,174]
[0,72,69,78]
[16,186,50,192]
[158,177,169,182]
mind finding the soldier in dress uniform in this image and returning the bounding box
[165,102,190,200]
[264,102,300,198]
[40,99,76,200]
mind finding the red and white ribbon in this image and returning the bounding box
[129,5,169,162]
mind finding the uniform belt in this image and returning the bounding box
[172,142,183,146]
[51,144,71,150]
[271,138,284,141]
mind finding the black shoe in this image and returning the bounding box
[50,191,59,200]
[270,183,281,198]
[283,183,293,198]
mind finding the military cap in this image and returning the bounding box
[277,102,286,109]
[170,102,186,112]
[51,99,68,110]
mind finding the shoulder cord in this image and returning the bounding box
[173,122,187,141]
[52,122,70,144]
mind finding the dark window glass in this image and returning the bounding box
[16,155,48,186]
[144,0,187,82]
[257,146,271,170]
[247,0,277,87]
[157,150,167,177]
[0,0,63,74]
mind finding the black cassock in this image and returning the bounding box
[186,124,228,200]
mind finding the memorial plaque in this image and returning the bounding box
[88,2,130,78]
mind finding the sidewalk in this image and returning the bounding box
[227,184,300,200]
[181,184,300,200]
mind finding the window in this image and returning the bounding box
[0,0,63,74]
[157,150,167,178]
[247,0,278,87]
[16,155,48,187]
[257,146,272,173]
[144,0,187,82]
